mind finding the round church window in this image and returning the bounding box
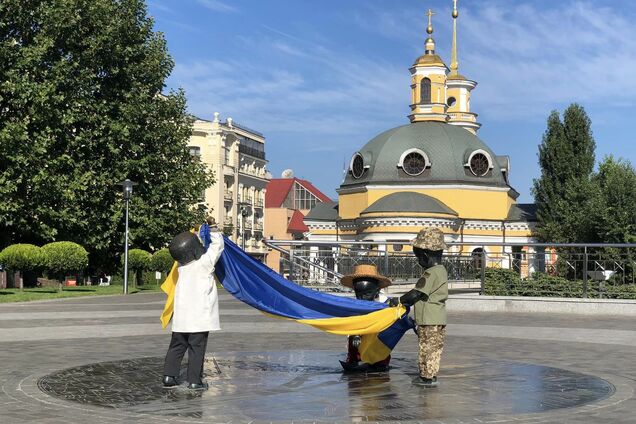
[351,153,365,179]
[403,152,427,176]
[469,152,490,176]
[447,97,457,107]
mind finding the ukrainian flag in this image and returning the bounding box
[161,236,414,363]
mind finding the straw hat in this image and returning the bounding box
[340,264,391,289]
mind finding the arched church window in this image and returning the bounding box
[350,153,365,179]
[420,78,431,103]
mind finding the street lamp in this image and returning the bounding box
[117,179,138,295]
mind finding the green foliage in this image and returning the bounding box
[532,104,596,243]
[483,268,636,299]
[41,242,89,281]
[0,244,44,271]
[0,0,214,270]
[592,156,636,243]
[150,248,174,274]
[123,249,151,272]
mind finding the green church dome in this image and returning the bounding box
[362,192,457,216]
[341,122,510,189]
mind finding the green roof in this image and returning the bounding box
[362,192,457,216]
[305,201,339,221]
[340,122,510,190]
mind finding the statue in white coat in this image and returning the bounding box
[162,229,224,390]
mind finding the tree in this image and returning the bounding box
[150,248,174,277]
[592,156,636,243]
[532,104,596,242]
[0,244,44,289]
[0,0,213,272]
[42,242,89,291]
[123,248,151,286]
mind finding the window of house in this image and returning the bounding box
[188,146,201,157]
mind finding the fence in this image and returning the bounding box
[263,240,636,299]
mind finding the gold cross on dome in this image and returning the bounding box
[427,8,435,25]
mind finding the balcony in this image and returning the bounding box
[254,199,264,208]
[224,191,233,202]
[239,197,253,204]
[254,222,263,231]
[243,221,253,230]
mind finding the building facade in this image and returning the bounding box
[264,175,331,272]
[188,112,270,259]
[304,2,536,260]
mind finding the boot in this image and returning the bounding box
[188,382,209,390]
[413,376,438,387]
[162,375,179,388]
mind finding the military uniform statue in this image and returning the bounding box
[339,264,392,372]
[389,228,448,387]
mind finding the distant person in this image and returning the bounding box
[162,227,224,390]
[198,216,216,251]
[389,228,448,387]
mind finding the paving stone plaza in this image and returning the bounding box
[1,292,636,423]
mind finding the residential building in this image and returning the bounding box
[188,112,270,259]
[264,173,331,272]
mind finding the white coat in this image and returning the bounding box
[172,232,224,333]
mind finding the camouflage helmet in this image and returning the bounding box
[412,228,447,251]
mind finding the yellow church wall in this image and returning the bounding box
[338,191,368,219]
[365,188,511,220]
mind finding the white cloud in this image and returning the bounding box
[170,30,407,148]
[355,0,636,122]
[196,0,238,14]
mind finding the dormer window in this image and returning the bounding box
[350,153,366,179]
[465,149,493,177]
[398,148,431,176]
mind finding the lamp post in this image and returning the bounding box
[117,179,137,295]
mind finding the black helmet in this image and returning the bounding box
[352,278,381,301]
[169,232,205,265]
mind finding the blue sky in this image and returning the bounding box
[148,0,636,202]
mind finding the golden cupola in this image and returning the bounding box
[408,9,449,124]
[446,0,481,133]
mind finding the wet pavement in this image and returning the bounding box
[1,292,636,423]
[37,351,614,422]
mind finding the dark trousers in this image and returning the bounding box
[163,332,209,384]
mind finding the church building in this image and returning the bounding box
[305,2,536,257]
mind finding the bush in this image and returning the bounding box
[120,249,151,286]
[42,242,89,291]
[483,268,521,296]
[150,248,174,275]
[0,244,44,289]
[0,244,44,272]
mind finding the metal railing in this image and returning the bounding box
[263,240,636,298]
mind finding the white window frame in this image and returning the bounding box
[397,148,431,176]
[464,149,494,176]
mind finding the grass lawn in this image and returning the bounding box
[0,284,161,303]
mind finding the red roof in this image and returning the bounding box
[287,209,309,233]
[265,178,331,208]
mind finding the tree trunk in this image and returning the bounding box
[18,271,23,292]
